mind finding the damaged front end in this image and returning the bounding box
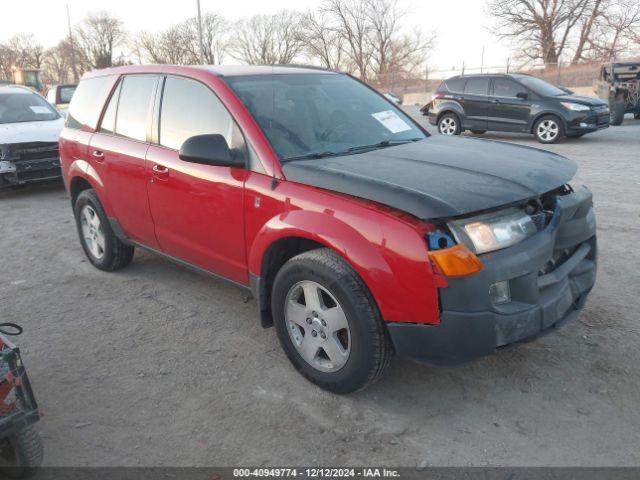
[0,142,61,188]
[388,185,597,364]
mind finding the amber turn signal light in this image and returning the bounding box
[428,244,484,278]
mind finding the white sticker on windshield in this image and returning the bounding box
[29,106,50,114]
[371,110,411,133]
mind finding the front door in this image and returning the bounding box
[145,76,248,284]
[488,77,533,132]
[460,77,491,130]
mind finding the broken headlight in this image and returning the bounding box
[447,208,537,254]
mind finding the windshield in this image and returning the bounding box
[223,73,426,160]
[0,91,60,124]
[516,76,566,97]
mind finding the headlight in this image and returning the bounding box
[561,102,590,112]
[447,208,537,254]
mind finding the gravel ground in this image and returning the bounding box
[1,110,639,467]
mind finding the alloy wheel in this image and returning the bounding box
[80,205,106,260]
[439,116,457,135]
[284,280,351,373]
[537,119,559,142]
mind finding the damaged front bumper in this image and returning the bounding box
[387,186,597,365]
[0,142,62,188]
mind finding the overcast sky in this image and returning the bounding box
[3,0,512,74]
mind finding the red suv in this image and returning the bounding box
[60,65,597,393]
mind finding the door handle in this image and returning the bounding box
[491,98,500,104]
[152,164,170,181]
[91,150,105,162]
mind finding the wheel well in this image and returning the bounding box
[255,237,326,328]
[437,110,459,124]
[530,113,565,134]
[69,177,93,207]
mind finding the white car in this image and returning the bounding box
[0,85,64,188]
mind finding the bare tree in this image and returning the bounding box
[298,11,349,71]
[589,0,640,60]
[232,11,304,64]
[186,13,229,64]
[76,11,126,69]
[134,26,193,64]
[134,12,228,65]
[322,0,373,80]
[572,0,604,62]
[488,0,594,66]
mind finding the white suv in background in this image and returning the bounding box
[0,85,64,188]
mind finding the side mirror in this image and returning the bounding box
[516,92,529,100]
[179,134,244,168]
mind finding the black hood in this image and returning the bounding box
[282,135,577,220]
[554,94,607,107]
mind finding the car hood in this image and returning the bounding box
[554,94,607,107]
[282,135,577,220]
[0,117,65,145]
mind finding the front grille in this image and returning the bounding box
[8,142,59,162]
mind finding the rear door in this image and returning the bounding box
[89,74,160,248]
[460,77,490,130]
[145,76,248,284]
[488,77,532,132]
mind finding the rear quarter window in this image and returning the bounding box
[443,77,465,93]
[66,75,116,131]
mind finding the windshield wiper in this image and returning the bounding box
[282,151,340,162]
[347,138,422,153]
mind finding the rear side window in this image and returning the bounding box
[67,76,114,130]
[115,75,157,142]
[493,78,522,98]
[464,78,490,96]
[443,77,465,93]
[100,81,122,135]
[159,77,233,151]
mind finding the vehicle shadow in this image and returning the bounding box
[0,180,66,199]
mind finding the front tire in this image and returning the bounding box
[438,113,462,136]
[534,115,564,144]
[271,249,392,394]
[73,189,134,271]
[610,98,626,125]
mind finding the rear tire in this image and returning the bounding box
[73,189,134,271]
[271,248,392,394]
[634,111,640,120]
[438,113,462,136]
[0,425,43,478]
[534,115,564,144]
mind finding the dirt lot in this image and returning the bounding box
[1,112,639,467]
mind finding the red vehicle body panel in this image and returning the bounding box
[59,65,441,325]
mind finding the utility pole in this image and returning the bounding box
[196,0,205,65]
[67,4,78,82]
[480,46,485,74]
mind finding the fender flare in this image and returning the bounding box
[248,210,396,320]
[68,162,114,217]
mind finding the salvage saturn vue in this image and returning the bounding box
[59,65,597,393]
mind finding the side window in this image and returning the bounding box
[66,76,114,130]
[493,78,522,98]
[159,77,236,152]
[99,81,121,135]
[444,77,465,93]
[115,75,157,142]
[464,78,490,96]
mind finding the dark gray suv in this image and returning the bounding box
[422,74,610,143]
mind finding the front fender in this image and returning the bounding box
[249,209,440,324]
